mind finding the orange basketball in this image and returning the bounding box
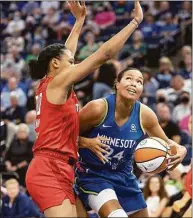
[134,137,176,174]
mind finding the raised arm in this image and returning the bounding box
[55,1,143,87]
[141,104,187,171]
[65,1,86,56]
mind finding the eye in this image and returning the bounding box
[126,77,131,80]
[137,80,143,85]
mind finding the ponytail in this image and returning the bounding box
[28,59,47,80]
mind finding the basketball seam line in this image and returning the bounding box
[149,137,167,147]
[147,155,167,173]
[136,155,166,163]
[135,147,167,152]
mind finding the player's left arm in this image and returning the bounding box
[141,104,187,171]
[65,1,86,56]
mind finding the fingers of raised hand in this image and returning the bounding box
[81,1,85,7]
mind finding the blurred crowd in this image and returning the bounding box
[0,1,192,218]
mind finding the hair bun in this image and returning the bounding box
[28,59,45,80]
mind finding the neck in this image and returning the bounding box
[115,94,134,118]
[160,120,168,127]
[151,192,158,197]
[9,197,15,204]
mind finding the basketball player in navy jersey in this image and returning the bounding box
[75,68,187,217]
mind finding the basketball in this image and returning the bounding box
[134,137,177,174]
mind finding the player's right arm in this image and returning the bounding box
[141,104,187,171]
[53,1,143,89]
[78,99,110,163]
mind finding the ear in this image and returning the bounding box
[115,79,119,90]
[51,58,60,69]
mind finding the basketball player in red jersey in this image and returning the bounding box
[26,1,144,217]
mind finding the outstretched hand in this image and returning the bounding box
[67,1,87,20]
[134,1,143,24]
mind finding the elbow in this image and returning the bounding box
[100,44,114,61]
[103,50,113,61]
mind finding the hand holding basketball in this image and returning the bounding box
[166,140,187,171]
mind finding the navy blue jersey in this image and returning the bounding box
[79,94,146,172]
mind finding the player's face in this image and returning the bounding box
[116,70,143,101]
[149,177,161,193]
[54,49,75,71]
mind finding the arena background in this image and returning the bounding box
[0,1,192,217]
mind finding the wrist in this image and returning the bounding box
[76,17,85,24]
[79,137,90,149]
[131,18,139,28]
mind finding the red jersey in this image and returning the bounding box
[186,166,192,197]
[33,76,79,160]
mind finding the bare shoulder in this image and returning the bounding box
[140,103,155,115]
[80,98,107,127]
[80,98,106,117]
[140,103,158,128]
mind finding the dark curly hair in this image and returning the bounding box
[28,43,67,80]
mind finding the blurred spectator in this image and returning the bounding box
[144,175,168,217]
[179,114,192,133]
[2,46,25,78]
[162,167,189,217]
[155,56,176,89]
[57,22,71,42]
[5,11,25,34]
[2,179,42,218]
[25,110,36,143]
[21,1,39,16]
[179,54,192,80]
[120,30,147,68]
[156,1,170,21]
[4,124,33,187]
[172,91,191,124]
[92,62,116,99]
[165,164,185,198]
[94,2,116,29]
[31,26,47,48]
[40,1,59,15]
[112,1,133,23]
[0,121,17,159]
[1,77,27,111]
[42,7,60,27]
[159,12,179,38]
[78,32,100,61]
[140,13,160,38]
[178,45,192,68]
[162,75,189,107]
[188,116,192,135]
[5,30,25,53]
[1,91,25,125]
[25,43,41,63]
[156,103,181,143]
[177,1,192,23]
[140,67,159,108]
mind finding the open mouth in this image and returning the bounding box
[127,89,137,94]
